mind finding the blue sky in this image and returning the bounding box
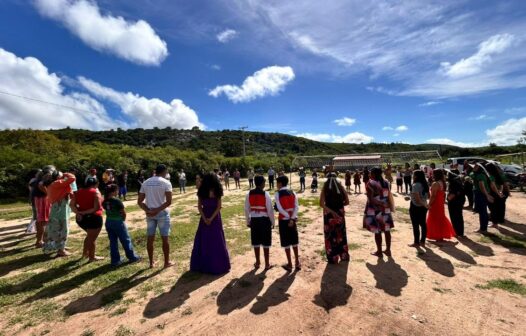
[1,0,526,147]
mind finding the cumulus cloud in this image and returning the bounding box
[233,1,526,98]
[34,0,168,65]
[382,126,394,131]
[296,132,374,144]
[427,117,526,147]
[469,114,495,121]
[440,34,515,78]
[395,125,408,132]
[333,117,356,126]
[78,77,203,129]
[426,138,485,148]
[216,29,238,43]
[0,48,115,130]
[209,65,295,103]
[486,117,526,146]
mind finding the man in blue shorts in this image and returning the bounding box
[138,164,173,268]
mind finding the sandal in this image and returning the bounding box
[282,264,293,272]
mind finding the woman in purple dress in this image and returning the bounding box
[190,173,231,274]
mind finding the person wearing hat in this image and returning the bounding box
[138,164,173,268]
[320,172,350,264]
[471,163,494,233]
[71,176,104,262]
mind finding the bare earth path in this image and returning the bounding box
[1,177,525,336]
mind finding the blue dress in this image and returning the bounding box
[190,197,231,274]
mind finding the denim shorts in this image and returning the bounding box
[146,210,171,236]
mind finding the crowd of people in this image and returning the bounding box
[23,159,509,275]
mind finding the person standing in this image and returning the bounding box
[191,173,230,274]
[44,170,76,257]
[275,175,301,272]
[138,164,173,268]
[234,169,241,189]
[178,169,187,194]
[299,168,306,192]
[409,170,429,248]
[364,168,395,257]
[353,170,361,193]
[71,177,104,262]
[223,169,230,191]
[344,170,352,193]
[384,164,393,190]
[403,163,412,194]
[472,163,494,233]
[485,163,508,228]
[311,169,319,193]
[33,167,54,247]
[463,168,474,210]
[447,170,466,237]
[102,169,114,190]
[248,169,255,189]
[27,170,41,234]
[268,167,276,190]
[117,171,128,201]
[363,167,370,185]
[85,168,97,185]
[320,173,350,264]
[137,170,145,190]
[426,169,456,242]
[244,175,274,270]
[102,184,140,266]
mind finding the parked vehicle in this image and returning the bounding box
[499,164,526,190]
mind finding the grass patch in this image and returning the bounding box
[348,243,362,250]
[395,207,409,215]
[483,232,526,249]
[432,287,452,294]
[0,209,32,221]
[476,279,526,296]
[81,329,95,336]
[114,325,134,336]
[298,197,319,208]
[182,307,193,316]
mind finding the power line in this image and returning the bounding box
[0,89,95,114]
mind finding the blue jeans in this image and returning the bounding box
[146,210,171,236]
[105,219,139,266]
[474,190,488,231]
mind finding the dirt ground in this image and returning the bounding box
[1,176,525,336]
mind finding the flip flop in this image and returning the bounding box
[282,264,293,272]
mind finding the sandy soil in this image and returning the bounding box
[1,177,525,336]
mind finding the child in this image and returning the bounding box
[311,170,318,193]
[244,175,275,270]
[102,184,140,266]
[275,176,301,272]
[190,173,230,274]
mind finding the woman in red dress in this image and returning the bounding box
[426,169,456,241]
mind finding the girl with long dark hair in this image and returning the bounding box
[426,169,456,242]
[190,173,230,274]
[320,173,350,264]
[409,170,429,247]
[447,170,466,237]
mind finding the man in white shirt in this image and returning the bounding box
[138,164,173,268]
[244,175,275,270]
[178,169,186,194]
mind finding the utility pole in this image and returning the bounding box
[239,126,248,157]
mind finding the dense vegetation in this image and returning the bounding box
[0,128,524,199]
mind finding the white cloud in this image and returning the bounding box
[395,125,409,132]
[34,0,168,66]
[209,65,295,103]
[486,117,526,146]
[78,77,203,129]
[333,117,356,126]
[216,29,238,43]
[419,101,441,107]
[469,114,495,121]
[0,48,115,130]
[440,34,515,78]
[426,138,485,148]
[296,132,374,144]
[232,1,526,98]
[393,133,400,137]
[382,126,394,131]
[505,107,526,115]
[211,64,221,71]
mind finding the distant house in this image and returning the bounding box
[332,155,382,170]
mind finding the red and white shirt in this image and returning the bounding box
[244,188,275,226]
